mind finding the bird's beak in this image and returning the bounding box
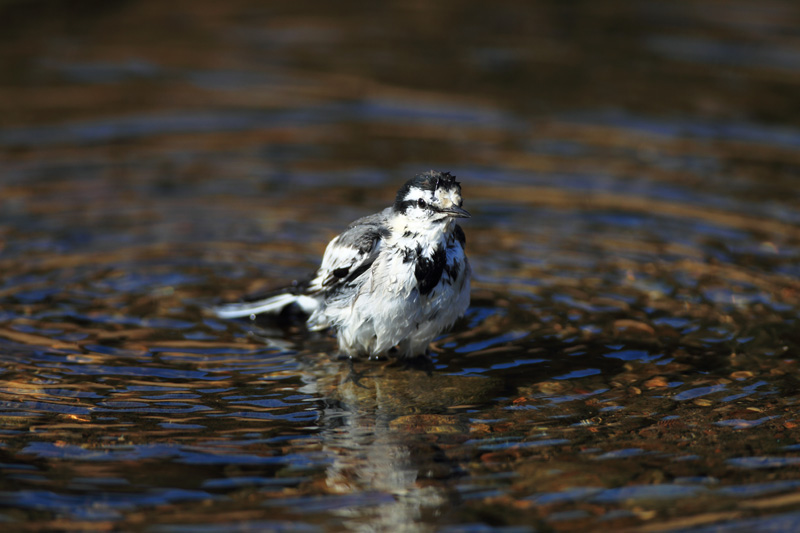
[441,205,471,218]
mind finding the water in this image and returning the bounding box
[2,1,800,531]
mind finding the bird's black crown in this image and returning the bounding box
[393,171,460,211]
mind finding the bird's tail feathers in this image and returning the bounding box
[213,292,318,319]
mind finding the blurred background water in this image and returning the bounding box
[2,1,800,531]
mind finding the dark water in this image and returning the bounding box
[2,1,800,531]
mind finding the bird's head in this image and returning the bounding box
[393,171,470,223]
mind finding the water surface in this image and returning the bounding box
[2,1,800,531]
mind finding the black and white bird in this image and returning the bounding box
[214,171,471,359]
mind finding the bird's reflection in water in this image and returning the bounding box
[291,347,501,531]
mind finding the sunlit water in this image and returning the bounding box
[2,1,800,531]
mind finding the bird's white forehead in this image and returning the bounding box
[435,187,462,207]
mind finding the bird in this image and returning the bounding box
[214,170,471,359]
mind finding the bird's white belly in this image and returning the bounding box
[317,247,469,358]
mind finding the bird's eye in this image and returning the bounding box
[417,198,427,208]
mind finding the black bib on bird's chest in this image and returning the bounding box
[412,244,446,296]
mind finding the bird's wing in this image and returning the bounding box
[307,209,390,294]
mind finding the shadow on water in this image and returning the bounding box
[2,0,800,531]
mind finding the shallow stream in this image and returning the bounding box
[2,1,800,531]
